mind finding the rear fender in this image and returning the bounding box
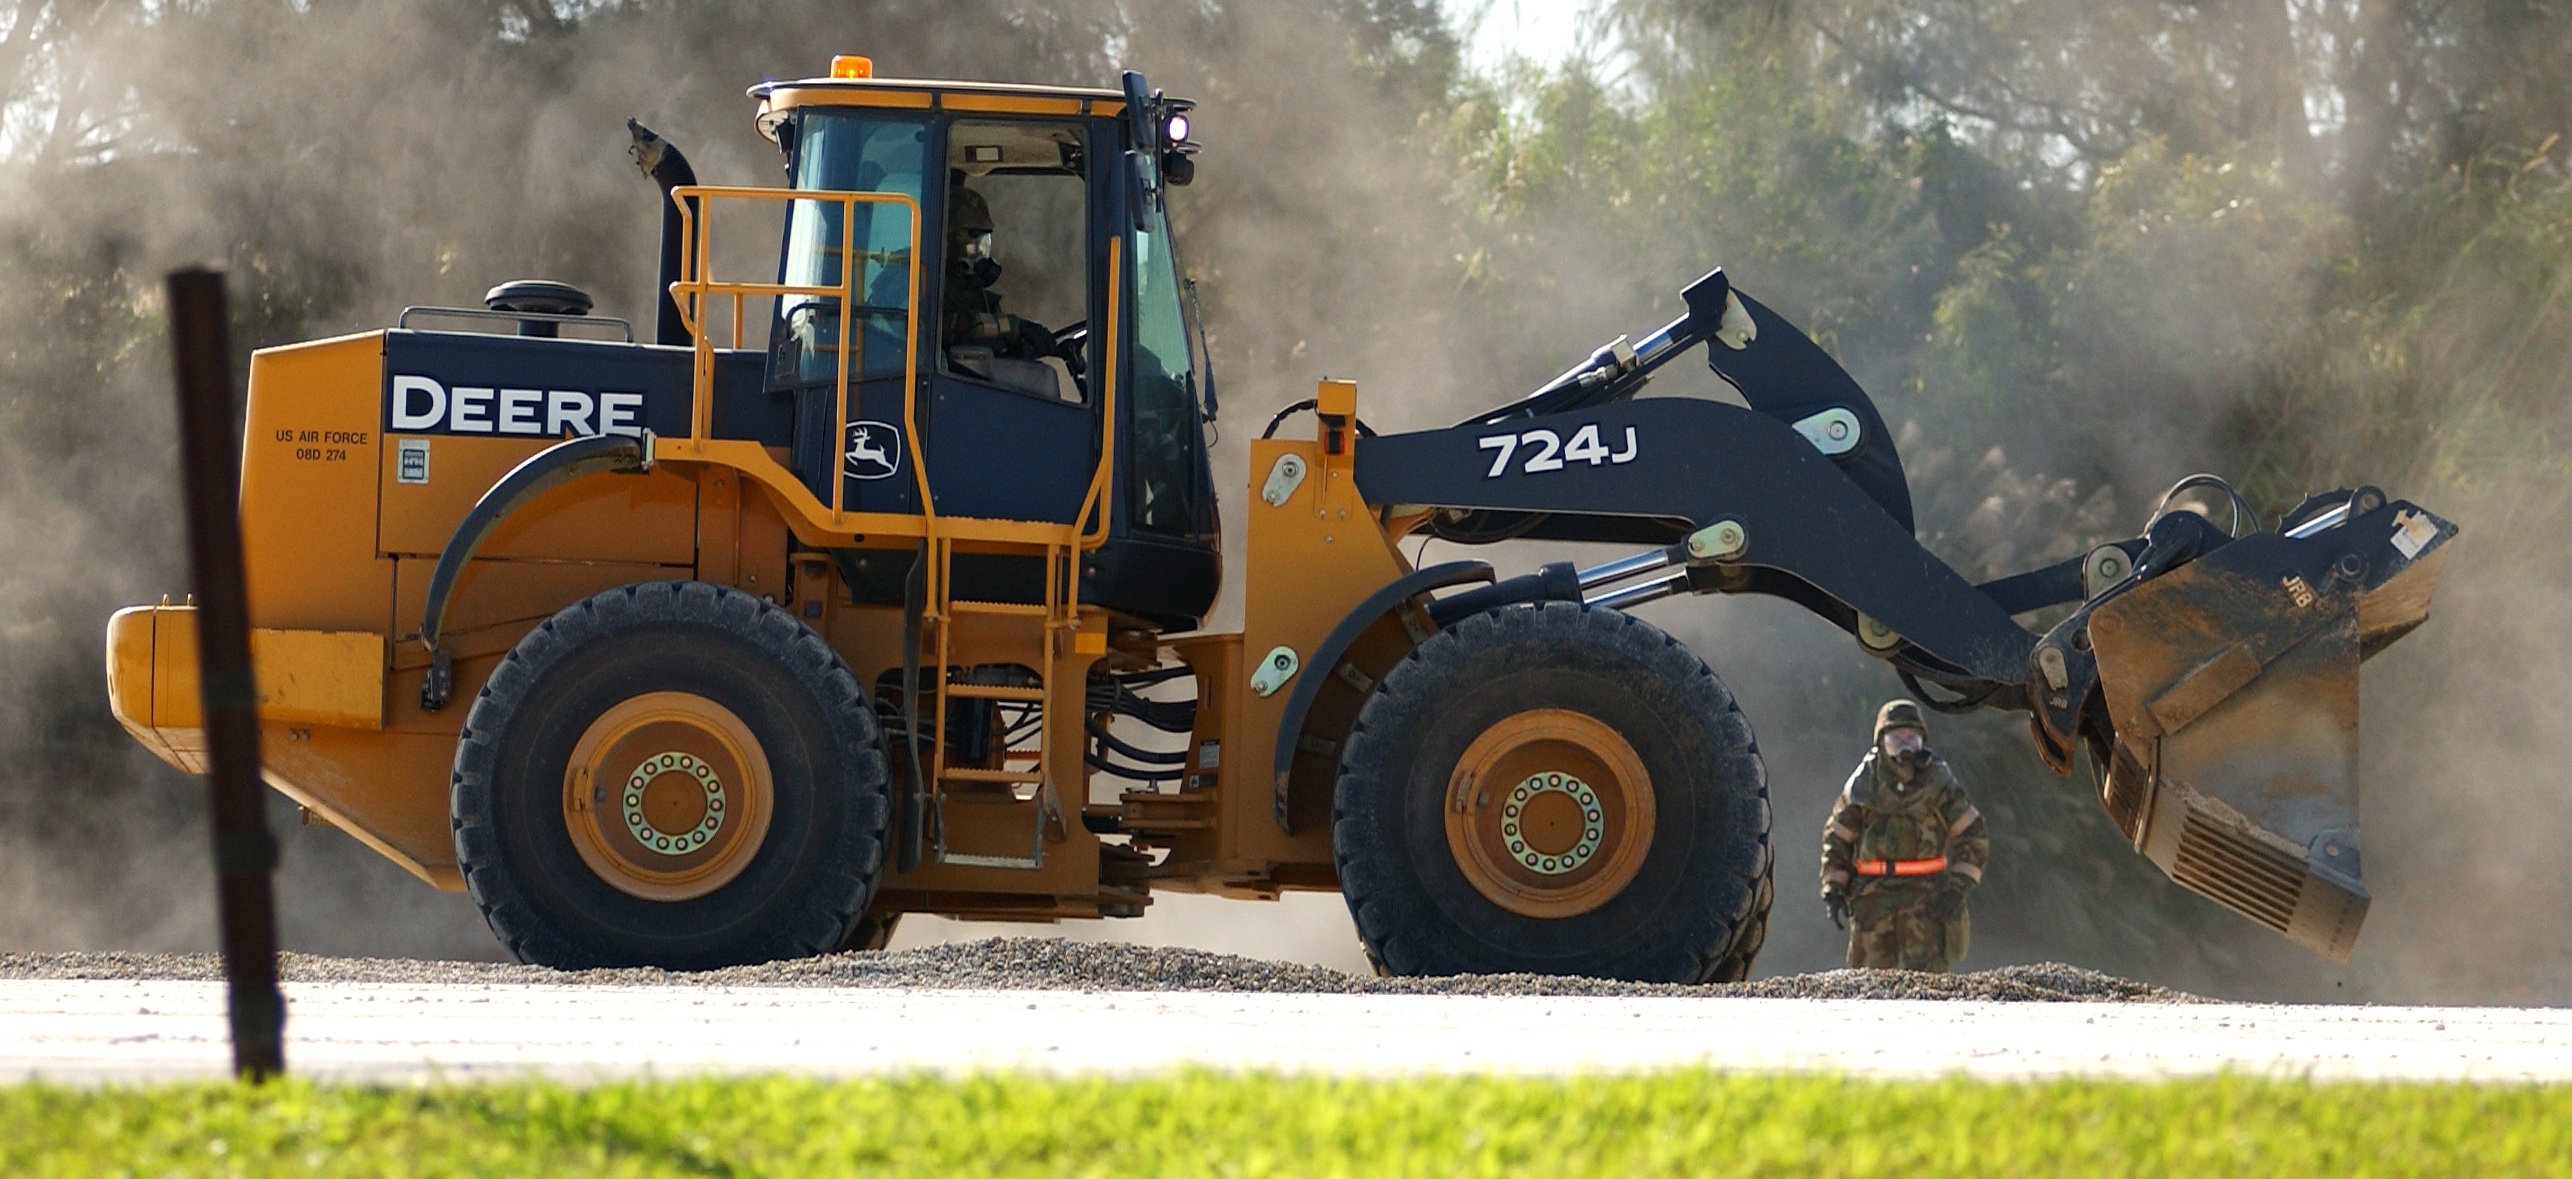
[415,433,647,708]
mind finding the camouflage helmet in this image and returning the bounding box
[1873,698,1927,742]
[948,183,994,237]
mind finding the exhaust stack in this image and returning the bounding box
[626,119,697,347]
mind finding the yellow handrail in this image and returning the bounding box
[665,184,928,530]
[659,182,1114,566]
[1073,237,1121,551]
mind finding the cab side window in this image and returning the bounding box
[938,120,1090,403]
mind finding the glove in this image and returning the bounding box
[1925,885,1967,924]
[1012,316,1063,360]
[1824,892,1850,931]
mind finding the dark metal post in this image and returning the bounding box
[165,267,285,1081]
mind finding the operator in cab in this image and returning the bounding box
[941,178,1066,366]
[1819,700,1989,972]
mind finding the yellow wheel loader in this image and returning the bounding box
[104,59,2454,976]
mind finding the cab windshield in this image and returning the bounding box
[1127,205,1206,536]
[771,111,928,389]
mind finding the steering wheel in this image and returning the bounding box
[1050,320,1092,398]
[1052,320,1090,369]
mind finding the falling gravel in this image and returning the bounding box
[0,939,2193,1002]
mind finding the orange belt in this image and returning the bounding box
[1854,856,1948,877]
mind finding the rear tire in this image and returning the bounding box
[1332,602,1771,982]
[453,581,889,969]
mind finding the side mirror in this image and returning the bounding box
[1121,70,1164,227]
[1126,150,1156,230]
[1120,70,1157,153]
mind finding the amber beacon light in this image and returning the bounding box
[830,55,873,79]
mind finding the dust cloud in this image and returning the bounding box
[2,2,2565,1004]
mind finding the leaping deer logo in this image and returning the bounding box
[844,421,902,480]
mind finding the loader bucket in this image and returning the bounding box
[2086,495,2455,961]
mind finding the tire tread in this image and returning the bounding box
[452,581,888,970]
[1332,602,1773,983]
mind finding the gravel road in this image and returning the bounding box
[6,941,2567,1083]
[9,974,2569,1084]
[0,938,2188,1001]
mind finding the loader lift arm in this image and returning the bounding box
[1362,396,2034,683]
[1446,268,1915,537]
[1344,272,2457,960]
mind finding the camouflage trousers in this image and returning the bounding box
[1845,883,1962,973]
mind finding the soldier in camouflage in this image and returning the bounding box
[1819,699,1989,972]
[941,180,1065,363]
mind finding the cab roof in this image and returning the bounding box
[750,75,1129,142]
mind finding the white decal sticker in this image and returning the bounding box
[1475,424,1640,477]
[844,420,904,480]
[2390,509,2436,560]
[396,438,431,484]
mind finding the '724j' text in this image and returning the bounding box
[1478,424,1640,477]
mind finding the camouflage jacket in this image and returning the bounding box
[1819,750,1988,900]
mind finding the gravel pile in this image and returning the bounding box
[0,939,2192,1002]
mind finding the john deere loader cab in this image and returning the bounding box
[753,63,1219,628]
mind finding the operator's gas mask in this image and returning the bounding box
[1882,726,1932,780]
[951,229,1001,289]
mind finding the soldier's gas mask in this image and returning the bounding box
[1881,726,1932,782]
[947,181,1003,291]
[950,230,1001,290]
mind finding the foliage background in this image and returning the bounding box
[2,0,2566,1002]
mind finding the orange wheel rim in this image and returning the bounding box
[1443,708,1655,918]
[562,691,773,902]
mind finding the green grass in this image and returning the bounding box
[2,1070,2567,1177]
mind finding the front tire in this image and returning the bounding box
[1332,602,1771,982]
[453,581,889,969]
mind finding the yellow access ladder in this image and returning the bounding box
[918,239,1122,871]
[924,535,1078,869]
